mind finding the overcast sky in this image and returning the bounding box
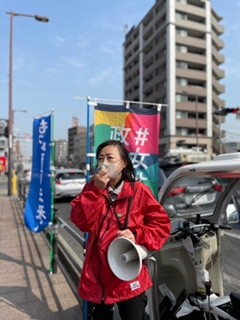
[0,0,239,156]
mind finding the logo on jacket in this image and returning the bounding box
[130,281,141,291]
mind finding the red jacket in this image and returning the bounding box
[70,180,170,305]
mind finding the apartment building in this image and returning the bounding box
[123,0,225,157]
[55,139,68,167]
[67,123,95,170]
[68,126,87,168]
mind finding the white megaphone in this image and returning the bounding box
[107,237,148,281]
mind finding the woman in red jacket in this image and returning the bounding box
[70,140,171,320]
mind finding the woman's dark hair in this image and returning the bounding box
[96,140,136,182]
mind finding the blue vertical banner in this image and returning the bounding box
[24,114,52,233]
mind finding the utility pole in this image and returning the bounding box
[6,12,49,196]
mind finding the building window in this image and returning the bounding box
[176,61,188,69]
[155,49,166,61]
[176,29,188,37]
[176,94,188,103]
[188,129,197,136]
[176,78,188,86]
[176,12,187,21]
[176,128,188,136]
[176,110,188,119]
[176,45,187,53]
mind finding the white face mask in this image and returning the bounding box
[106,162,119,179]
[97,162,119,179]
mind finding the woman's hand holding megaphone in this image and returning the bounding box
[118,229,136,244]
[94,165,110,189]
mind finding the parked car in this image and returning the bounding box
[54,168,86,200]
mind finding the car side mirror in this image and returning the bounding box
[226,203,239,224]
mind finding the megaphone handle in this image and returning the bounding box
[121,249,138,263]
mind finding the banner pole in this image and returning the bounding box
[74,96,166,110]
[86,97,91,182]
[82,97,91,320]
[49,110,57,274]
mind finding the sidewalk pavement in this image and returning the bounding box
[0,194,82,320]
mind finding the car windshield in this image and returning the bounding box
[162,176,230,218]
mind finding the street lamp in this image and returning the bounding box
[6,12,49,196]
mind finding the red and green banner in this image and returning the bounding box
[94,104,160,197]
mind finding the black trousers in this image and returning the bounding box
[91,293,147,320]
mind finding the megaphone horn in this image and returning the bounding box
[107,237,148,281]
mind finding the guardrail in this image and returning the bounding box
[44,216,85,307]
[17,179,86,311]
